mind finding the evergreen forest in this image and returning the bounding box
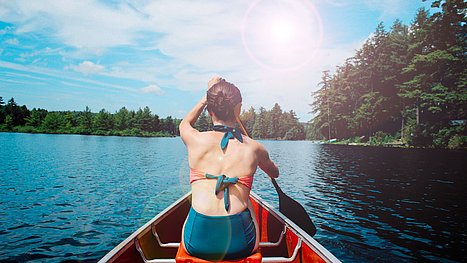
[0,97,306,140]
[0,97,179,137]
[309,0,466,149]
[195,103,306,140]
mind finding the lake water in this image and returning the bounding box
[0,133,465,262]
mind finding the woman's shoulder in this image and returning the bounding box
[187,130,222,146]
[241,136,263,149]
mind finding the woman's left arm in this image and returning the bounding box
[179,96,206,144]
[180,76,222,145]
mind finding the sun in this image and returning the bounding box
[242,0,323,71]
[269,20,295,44]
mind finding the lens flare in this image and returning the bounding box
[270,20,294,43]
[242,0,323,71]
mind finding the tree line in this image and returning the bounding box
[195,103,306,140]
[309,0,466,149]
[0,97,179,137]
[0,97,306,140]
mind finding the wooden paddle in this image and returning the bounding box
[236,116,317,237]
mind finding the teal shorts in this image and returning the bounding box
[183,207,256,260]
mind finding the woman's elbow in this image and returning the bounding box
[271,167,279,178]
[179,119,192,133]
[179,119,188,130]
[267,164,279,178]
[179,121,190,140]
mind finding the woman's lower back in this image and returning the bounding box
[191,180,251,216]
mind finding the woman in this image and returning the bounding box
[179,77,279,260]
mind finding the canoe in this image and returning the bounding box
[99,192,341,263]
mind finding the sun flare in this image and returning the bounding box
[242,0,323,71]
[270,20,295,43]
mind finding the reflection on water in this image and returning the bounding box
[0,133,465,262]
[0,133,191,262]
[250,141,466,263]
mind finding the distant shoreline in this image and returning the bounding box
[0,130,175,138]
[317,140,467,151]
[2,131,465,150]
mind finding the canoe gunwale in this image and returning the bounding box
[249,192,341,263]
[98,192,191,263]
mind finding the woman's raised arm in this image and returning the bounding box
[179,76,224,144]
[179,96,206,144]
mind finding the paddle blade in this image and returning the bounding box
[276,185,317,237]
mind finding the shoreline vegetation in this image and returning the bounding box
[0,96,463,150]
[308,1,466,150]
[0,97,307,140]
[0,100,180,138]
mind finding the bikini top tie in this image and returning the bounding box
[205,173,239,211]
[212,125,243,150]
[190,168,253,212]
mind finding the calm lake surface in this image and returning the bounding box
[0,133,466,262]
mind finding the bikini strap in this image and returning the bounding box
[205,173,239,211]
[212,125,243,150]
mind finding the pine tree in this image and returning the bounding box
[240,106,256,135]
[195,109,211,132]
[268,103,283,138]
[252,107,267,139]
[79,106,93,131]
[94,109,114,131]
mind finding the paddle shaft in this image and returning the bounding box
[235,116,250,137]
[235,114,317,236]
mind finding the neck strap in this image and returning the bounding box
[212,125,243,150]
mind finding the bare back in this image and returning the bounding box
[187,131,260,216]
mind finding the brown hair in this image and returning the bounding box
[206,80,242,121]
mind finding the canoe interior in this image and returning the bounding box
[104,193,332,263]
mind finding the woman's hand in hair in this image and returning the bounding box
[208,76,225,90]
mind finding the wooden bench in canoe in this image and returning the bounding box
[99,192,341,263]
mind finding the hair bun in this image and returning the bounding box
[206,81,242,121]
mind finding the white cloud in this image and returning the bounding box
[319,0,348,7]
[0,0,146,52]
[0,77,46,86]
[140,84,164,96]
[4,38,19,45]
[0,0,377,120]
[0,60,133,92]
[70,61,105,75]
[21,47,63,58]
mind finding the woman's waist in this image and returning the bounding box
[188,206,251,220]
[191,187,250,216]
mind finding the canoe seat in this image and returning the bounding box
[176,242,262,263]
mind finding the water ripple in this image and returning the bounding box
[0,134,465,262]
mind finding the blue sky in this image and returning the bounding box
[0,0,433,121]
